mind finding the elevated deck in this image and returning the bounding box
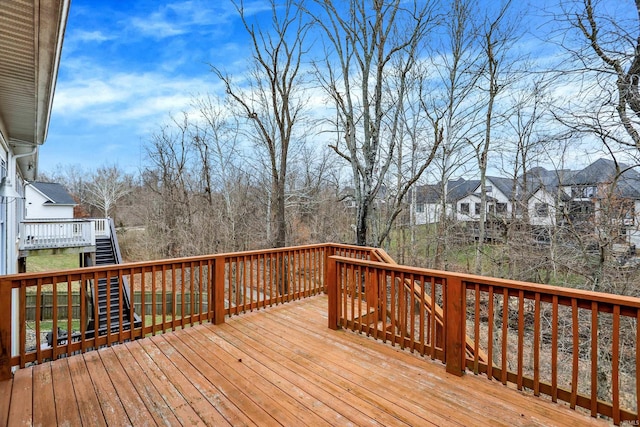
[0,295,607,426]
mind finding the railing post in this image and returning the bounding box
[323,245,335,294]
[212,256,226,325]
[0,278,12,380]
[445,275,466,377]
[327,254,339,330]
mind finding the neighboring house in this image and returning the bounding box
[410,159,640,247]
[25,182,76,219]
[0,1,69,275]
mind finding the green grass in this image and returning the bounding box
[27,253,79,273]
[26,319,81,332]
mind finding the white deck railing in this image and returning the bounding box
[19,218,109,250]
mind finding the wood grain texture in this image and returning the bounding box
[2,294,610,426]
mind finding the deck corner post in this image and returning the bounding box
[0,278,12,380]
[326,254,339,330]
[445,275,466,377]
[212,257,226,325]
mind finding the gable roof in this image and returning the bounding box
[29,181,76,205]
[446,179,480,202]
[486,176,515,199]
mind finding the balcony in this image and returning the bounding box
[18,218,110,253]
[0,243,636,424]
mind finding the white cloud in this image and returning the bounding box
[74,30,113,43]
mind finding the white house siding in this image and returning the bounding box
[628,200,640,248]
[413,203,452,225]
[0,142,26,275]
[25,185,74,219]
[455,194,483,222]
[527,188,557,227]
[484,179,512,216]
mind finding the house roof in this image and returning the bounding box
[486,176,515,199]
[447,179,480,202]
[0,1,70,180]
[29,181,76,205]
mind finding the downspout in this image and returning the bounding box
[8,144,37,372]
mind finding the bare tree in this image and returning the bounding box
[212,0,309,248]
[309,0,438,246]
[423,0,482,268]
[85,165,133,219]
[472,0,520,275]
[553,0,640,152]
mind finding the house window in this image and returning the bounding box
[416,203,425,213]
[475,203,482,215]
[496,203,507,213]
[535,203,549,217]
[460,203,470,214]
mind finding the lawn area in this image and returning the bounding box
[26,253,79,273]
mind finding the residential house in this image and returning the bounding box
[0,1,69,274]
[411,159,640,247]
[25,181,76,219]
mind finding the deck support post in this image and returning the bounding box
[0,278,11,380]
[213,257,226,325]
[445,275,465,377]
[326,251,339,330]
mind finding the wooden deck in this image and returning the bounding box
[0,295,610,426]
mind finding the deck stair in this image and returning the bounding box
[86,219,140,337]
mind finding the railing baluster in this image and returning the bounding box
[35,278,42,363]
[161,265,167,333]
[487,286,494,381]
[613,305,620,425]
[552,295,558,402]
[66,275,72,358]
[419,276,425,356]
[474,283,480,374]
[534,293,540,396]
[19,282,26,367]
[571,298,579,409]
[409,273,416,353]
[517,290,524,390]
[151,265,157,335]
[118,269,124,343]
[430,277,436,359]
[140,267,146,333]
[591,301,598,417]
[501,287,508,385]
[381,270,388,344]
[390,270,397,347]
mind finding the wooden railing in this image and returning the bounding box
[0,243,376,382]
[327,255,640,424]
[4,242,637,423]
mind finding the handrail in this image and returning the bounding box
[326,255,640,424]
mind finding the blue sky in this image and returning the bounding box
[40,0,637,177]
[42,0,269,174]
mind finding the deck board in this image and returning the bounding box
[4,294,612,426]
